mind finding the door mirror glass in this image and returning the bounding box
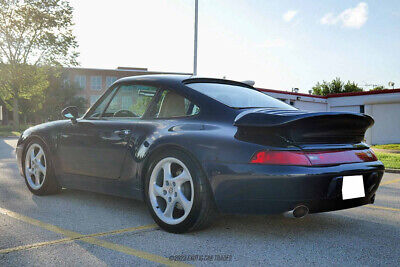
[62,106,79,122]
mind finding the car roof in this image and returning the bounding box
[115,74,254,89]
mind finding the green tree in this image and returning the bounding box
[0,63,49,125]
[330,77,344,94]
[312,81,330,96]
[312,77,363,96]
[0,0,78,129]
[371,85,385,91]
[37,68,87,121]
[343,81,363,93]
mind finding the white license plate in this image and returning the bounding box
[342,175,365,200]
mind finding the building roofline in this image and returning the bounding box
[256,88,327,98]
[324,88,400,98]
[64,66,192,75]
[257,87,400,99]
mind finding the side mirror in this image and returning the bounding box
[62,106,79,123]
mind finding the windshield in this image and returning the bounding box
[185,82,296,110]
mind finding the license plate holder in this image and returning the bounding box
[342,175,365,200]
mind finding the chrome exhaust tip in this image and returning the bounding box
[284,205,309,218]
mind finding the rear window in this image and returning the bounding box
[185,83,296,110]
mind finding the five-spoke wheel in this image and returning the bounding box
[145,149,216,233]
[23,139,60,195]
[25,143,47,190]
[149,157,194,225]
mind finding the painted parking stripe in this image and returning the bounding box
[380,178,400,186]
[367,205,400,212]
[0,224,158,254]
[0,237,75,254]
[0,207,81,238]
[0,207,190,266]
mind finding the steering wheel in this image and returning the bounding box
[113,109,138,118]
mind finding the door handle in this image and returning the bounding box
[114,129,131,136]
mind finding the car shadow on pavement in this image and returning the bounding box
[29,186,394,237]
[29,188,154,234]
[5,184,400,266]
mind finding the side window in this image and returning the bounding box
[88,86,118,118]
[102,84,157,119]
[153,89,200,118]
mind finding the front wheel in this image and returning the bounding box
[144,149,216,233]
[23,139,61,195]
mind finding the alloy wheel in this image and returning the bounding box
[25,143,47,190]
[148,157,194,225]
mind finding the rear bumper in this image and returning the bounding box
[206,161,384,214]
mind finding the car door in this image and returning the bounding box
[58,83,158,180]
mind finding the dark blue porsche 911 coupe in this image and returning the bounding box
[16,75,384,233]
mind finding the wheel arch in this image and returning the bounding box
[140,143,215,203]
[21,135,49,166]
[21,134,57,180]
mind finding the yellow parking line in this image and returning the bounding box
[0,207,81,238]
[0,207,189,266]
[0,237,74,254]
[380,178,400,186]
[83,224,158,239]
[367,205,400,212]
[78,237,190,266]
[0,224,158,254]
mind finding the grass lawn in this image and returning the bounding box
[375,152,400,170]
[372,144,400,150]
[0,125,31,137]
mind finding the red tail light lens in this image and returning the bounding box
[250,149,377,166]
[250,151,311,166]
[305,149,377,165]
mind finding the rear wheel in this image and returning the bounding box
[23,139,61,195]
[144,149,216,233]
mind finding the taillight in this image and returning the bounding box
[305,149,377,165]
[250,151,311,166]
[250,149,377,166]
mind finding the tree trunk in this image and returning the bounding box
[13,97,20,130]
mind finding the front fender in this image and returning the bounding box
[16,120,69,177]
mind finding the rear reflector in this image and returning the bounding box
[250,149,377,166]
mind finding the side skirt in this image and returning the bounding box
[57,173,144,201]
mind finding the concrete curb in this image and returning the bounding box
[372,148,400,154]
[385,168,400,174]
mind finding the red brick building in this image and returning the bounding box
[64,66,191,106]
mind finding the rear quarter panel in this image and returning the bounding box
[128,119,293,196]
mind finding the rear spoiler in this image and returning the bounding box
[234,109,374,144]
[234,109,374,128]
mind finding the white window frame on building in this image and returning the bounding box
[91,76,103,91]
[74,75,86,89]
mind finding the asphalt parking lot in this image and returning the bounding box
[0,137,399,266]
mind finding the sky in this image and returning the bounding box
[69,0,400,93]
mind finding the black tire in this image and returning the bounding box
[22,138,61,195]
[144,149,217,233]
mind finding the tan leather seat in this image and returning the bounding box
[158,91,186,118]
